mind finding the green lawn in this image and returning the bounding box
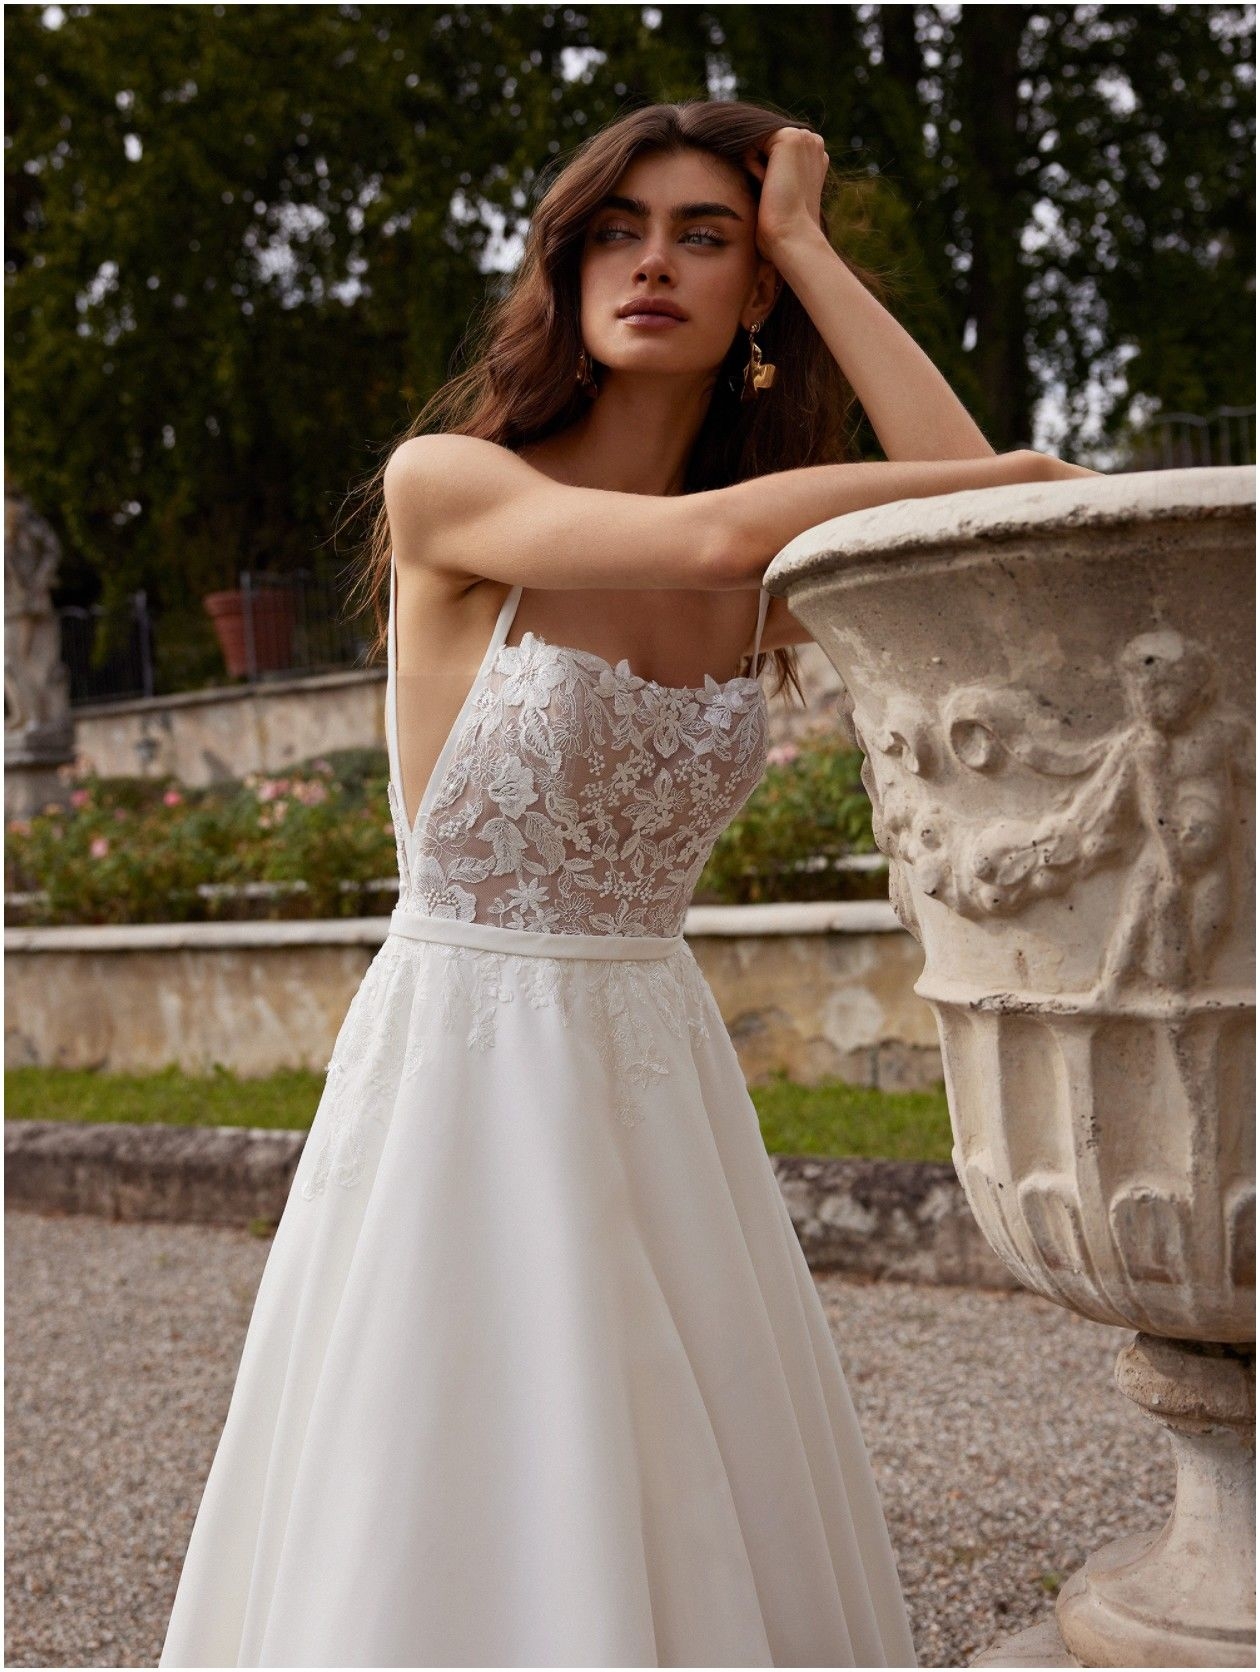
[4,1065,953,1162]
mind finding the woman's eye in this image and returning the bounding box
[591,224,727,246]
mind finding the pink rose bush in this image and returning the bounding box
[4,751,397,925]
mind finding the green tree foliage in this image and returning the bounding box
[5,4,677,621]
[659,4,1255,448]
[5,3,1253,645]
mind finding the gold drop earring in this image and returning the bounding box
[741,320,777,400]
[575,348,599,398]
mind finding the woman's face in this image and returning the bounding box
[577,147,779,384]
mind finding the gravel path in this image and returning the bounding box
[5,1210,1173,1668]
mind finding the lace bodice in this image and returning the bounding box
[385,558,771,937]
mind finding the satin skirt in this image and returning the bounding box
[158,910,918,1668]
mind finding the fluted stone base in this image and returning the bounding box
[971,1615,1082,1666]
[1055,1336,1256,1668]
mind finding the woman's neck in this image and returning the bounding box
[521,370,715,497]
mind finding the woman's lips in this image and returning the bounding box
[618,312,686,327]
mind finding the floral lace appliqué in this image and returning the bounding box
[299,629,761,1201]
[299,937,716,1199]
[389,636,769,940]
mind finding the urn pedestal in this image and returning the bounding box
[764,467,1255,1668]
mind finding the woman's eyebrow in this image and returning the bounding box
[595,192,745,222]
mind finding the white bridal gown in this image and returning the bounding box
[159,558,918,1669]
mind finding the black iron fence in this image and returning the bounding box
[1119,405,1255,472]
[1009,406,1254,473]
[60,568,369,708]
[59,591,156,706]
[203,568,369,684]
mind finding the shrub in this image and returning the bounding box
[4,754,397,925]
[697,727,883,904]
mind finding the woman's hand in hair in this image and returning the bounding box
[741,127,830,262]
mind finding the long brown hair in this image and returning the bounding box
[340,97,896,705]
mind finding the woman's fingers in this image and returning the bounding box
[743,130,828,175]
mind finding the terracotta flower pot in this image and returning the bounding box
[203,586,297,678]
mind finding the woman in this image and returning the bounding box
[160,99,1092,1668]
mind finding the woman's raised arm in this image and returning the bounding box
[384,433,1093,593]
[384,434,730,590]
[710,449,1097,588]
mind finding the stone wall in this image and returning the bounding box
[71,667,386,786]
[5,901,943,1090]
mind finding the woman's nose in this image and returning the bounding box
[634,244,676,283]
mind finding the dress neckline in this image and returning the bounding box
[386,563,770,840]
[510,628,768,700]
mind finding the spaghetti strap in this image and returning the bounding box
[386,554,522,836]
[384,553,404,797]
[749,586,770,672]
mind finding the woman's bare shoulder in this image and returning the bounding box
[385,433,534,504]
[383,434,553,576]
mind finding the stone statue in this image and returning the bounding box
[4,480,75,813]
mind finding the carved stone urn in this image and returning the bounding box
[763,466,1255,1668]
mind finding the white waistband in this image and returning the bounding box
[388,908,685,961]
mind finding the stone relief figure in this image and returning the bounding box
[1097,628,1252,994]
[4,481,74,755]
[844,626,1253,996]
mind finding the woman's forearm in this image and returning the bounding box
[709,450,1066,588]
[773,224,994,462]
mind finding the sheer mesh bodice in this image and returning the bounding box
[385,556,771,937]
